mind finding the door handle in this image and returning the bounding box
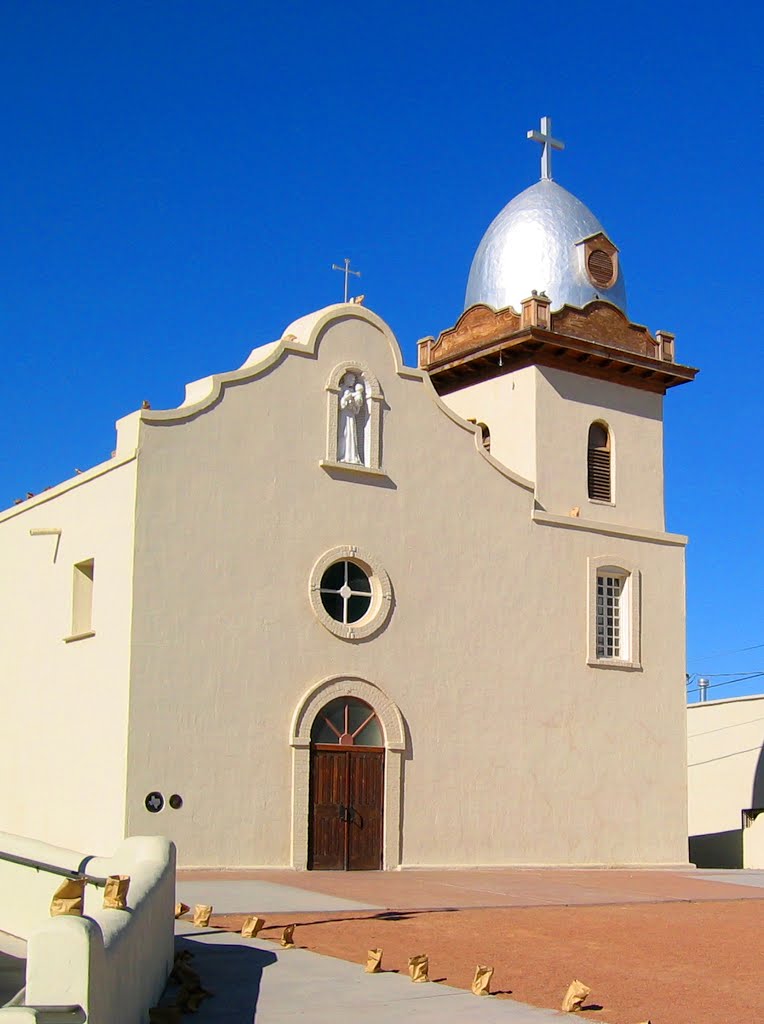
[337,803,347,821]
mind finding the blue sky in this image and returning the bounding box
[1,1,762,699]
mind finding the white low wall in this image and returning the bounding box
[0,1012,85,1023]
[0,832,175,1024]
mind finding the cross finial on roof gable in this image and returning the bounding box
[331,258,362,303]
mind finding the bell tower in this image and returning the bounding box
[419,119,697,531]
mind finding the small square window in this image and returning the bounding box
[71,558,94,637]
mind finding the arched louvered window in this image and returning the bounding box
[467,419,491,453]
[587,422,611,502]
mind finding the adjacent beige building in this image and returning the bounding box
[0,127,698,869]
[687,695,764,868]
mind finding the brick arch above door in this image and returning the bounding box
[291,676,405,750]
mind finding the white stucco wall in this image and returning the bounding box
[535,368,665,531]
[442,365,537,481]
[444,365,665,532]
[0,460,137,854]
[122,306,689,869]
[743,815,764,868]
[687,694,764,867]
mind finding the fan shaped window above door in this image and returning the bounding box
[311,697,383,747]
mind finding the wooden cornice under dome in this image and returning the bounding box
[419,298,698,396]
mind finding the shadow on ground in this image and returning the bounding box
[0,948,26,1006]
[156,933,277,1021]
[213,906,460,935]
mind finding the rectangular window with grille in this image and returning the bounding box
[596,573,623,659]
[588,559,640,669]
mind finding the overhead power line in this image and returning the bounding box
[688,714,764,738]
[688,744,764,768]
[687,671,764,697]
[689,671,764,677]
[692,641,764,660]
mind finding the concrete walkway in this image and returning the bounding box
[177,879,378,915]
[173,920,567,1023]
[693,868,764,888]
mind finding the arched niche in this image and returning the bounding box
[324,362,384,472]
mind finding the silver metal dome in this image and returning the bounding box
[464,179,627,314]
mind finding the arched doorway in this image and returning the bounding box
[290,676,406,870]
[308,697,384,870]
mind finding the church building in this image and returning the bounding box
[0,120,697,869]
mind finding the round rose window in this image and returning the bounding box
[309,546,393,640]
[319,560,372,624]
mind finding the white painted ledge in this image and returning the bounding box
[319,460,389,479]
[62,632,95,645]
[587,657,642,672]
[532,510,687,546]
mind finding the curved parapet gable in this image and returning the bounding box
[137,304,420,426]
[110,301,536,495]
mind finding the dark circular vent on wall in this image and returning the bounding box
[587,249,615,288]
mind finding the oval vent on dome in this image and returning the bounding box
[587,249,615,288]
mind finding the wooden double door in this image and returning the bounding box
[308,746,384,870]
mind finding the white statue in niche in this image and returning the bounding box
[338,373,367,465]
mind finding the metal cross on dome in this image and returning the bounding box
[527,116,565,181]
